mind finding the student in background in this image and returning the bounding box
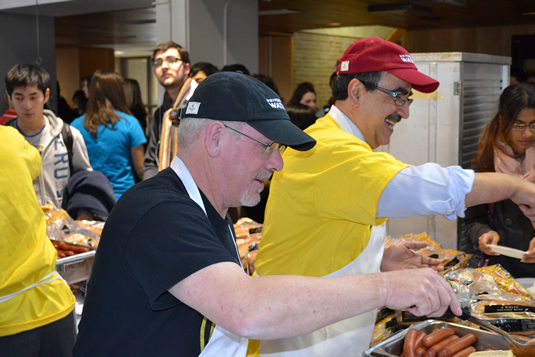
[189,62,219,84]
[465,83,535,278]
[3,63,92,208]
[71,70,146,198]
[287,82,318,113]
[123,78,148,135]
[143,41,197,180]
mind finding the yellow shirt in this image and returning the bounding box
[0,126,74,337]
[256,114,409,277]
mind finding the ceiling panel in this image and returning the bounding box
[2,0,534,50]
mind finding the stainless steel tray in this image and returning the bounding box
[56,250,95,284]
[363,319,515,356]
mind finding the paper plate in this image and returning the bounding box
[488,245,526,259]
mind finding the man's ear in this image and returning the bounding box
[347,79,362,107]
[205,121,224,157]
[43,88,50,104]
[184,63,191,77]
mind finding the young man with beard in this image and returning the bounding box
[73,72,463,357]
[253,36,535,356]
[143,41,198,179]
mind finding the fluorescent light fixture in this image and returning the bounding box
[259,9,301,16]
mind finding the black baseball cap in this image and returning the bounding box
[182,72,316,151]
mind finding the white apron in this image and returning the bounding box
[170,157,249,357]
[257,223,386,357]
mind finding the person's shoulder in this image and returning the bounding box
[70,115,84,128]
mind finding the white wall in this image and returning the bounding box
[156,0,258,73]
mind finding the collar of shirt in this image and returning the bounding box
[170,156,207,217]
[328,105,366,143]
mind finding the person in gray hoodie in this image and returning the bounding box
[3,63,92,209]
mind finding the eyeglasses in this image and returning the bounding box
[359,80,413,107]
[223,124,286,159]
[511,122,535,132]
[152,57,182,68]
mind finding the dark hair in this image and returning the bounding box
[84,69,131,138]
[331,71,383,101]
[286,103,317,130]
[287,82,316,107]
[510,67,527,84]
[221,64,250,75]
[475,83,535,172]
[252,74,279,96]
[72,90,88,114]
[152,41,190,65]
[5,63,50,96]
[190,62,219,77]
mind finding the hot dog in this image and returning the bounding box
[415,331,427,350]
[451,346,475,357]
[423,335,459,357]
[403,328,418,357]
[437,333,476,357]
[56,241,92,253]
[415,346,427,357]
[423,328,455,348]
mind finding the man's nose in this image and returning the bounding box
[396,102,410,119]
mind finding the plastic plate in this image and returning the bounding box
[488,245,526,259]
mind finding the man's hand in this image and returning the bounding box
[381,241,443,272]
[521,237,535,263]
[381,268,461,318]
[478,231,500,255]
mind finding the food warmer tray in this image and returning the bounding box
[56,250,95,285]
[363,319,520,356]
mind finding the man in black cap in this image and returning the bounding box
[73,72,461,357]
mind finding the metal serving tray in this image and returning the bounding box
[56,250,95,285]
[363,319,515,356]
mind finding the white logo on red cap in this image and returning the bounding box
[266,98,284,109]
[340,61,349,72]
[186,101,201,114]
[399,55,414,63]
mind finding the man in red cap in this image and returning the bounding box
[254,37,535,356]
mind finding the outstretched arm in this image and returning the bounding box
[169,262,460,340]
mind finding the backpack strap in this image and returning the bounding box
[61,122,74,174]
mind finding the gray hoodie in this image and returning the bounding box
[5,110,92,208]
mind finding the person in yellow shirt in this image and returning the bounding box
[254,37,535,356]
[0,126,75,355]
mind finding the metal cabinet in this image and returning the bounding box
[377,52,511,250]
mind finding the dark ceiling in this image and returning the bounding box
[4,0,535,50]
[259,0,535,34]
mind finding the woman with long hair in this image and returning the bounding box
[464,83,535,277]
[287,82,318,112]
[71,70,147,199]
[123,78,147,135]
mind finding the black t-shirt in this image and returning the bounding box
[73,168,240,356]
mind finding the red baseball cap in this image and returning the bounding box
[336,37,439,93]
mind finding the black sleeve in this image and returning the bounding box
[464,203,492,252]
[124,199,237,311]
[142,107,163,180]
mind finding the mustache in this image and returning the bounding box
[386,113,402,123]
[255,171,274,183]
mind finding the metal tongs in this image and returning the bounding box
[457,308,530,352]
